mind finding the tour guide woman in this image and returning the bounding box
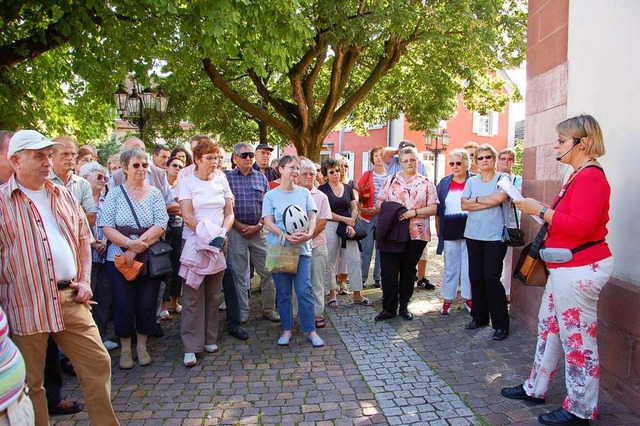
[262,155,324,348]
[374,146,438,321]
[460,144,510,341]
[501,114,613,426]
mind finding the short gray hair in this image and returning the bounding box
[232,142,252,155]
[398,146,420,162]
[448,148,471,169]
[120,149,148,168]
[79,161,106,178]
[299,159,316,174]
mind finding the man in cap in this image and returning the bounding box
[253,143,279,182]
[0,130,118,425]
[381,140,429,177]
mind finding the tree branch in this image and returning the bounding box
[303,48,327,119]
[315,43,347,133]
[202,58,295,140]
[248,69,298,127]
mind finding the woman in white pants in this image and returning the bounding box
[435,149,474,315]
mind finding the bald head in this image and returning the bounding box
[122,137,145,151]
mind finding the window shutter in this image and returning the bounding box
[491,111,499,136]
[472,112,479,134]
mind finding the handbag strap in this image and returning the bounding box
[120,186,143,229]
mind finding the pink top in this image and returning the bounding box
[377,173,439,242]
[309,186,333,249]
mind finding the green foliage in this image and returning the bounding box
[1,0,527,161]
[512,138,524,176]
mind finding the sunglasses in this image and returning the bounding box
[170,163,183,169]
[238,152,255,159]
[130,162,149,169]
[95,173,105,181]
[476,155,493,161]
[448,161,462,167]
[327,169,339,175]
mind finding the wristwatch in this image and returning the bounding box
[539,206,548,219]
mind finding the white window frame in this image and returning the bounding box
[472,111,499,136]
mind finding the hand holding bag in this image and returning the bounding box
[265,234,301,274]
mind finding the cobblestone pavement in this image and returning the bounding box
[53,241,639,425]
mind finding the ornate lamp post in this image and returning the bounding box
[113,82,169,143]
[424,128,450,182]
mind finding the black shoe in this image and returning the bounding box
[373,281,380,288]
[228,326,249,341]
[493,329,509,340]
[501,384,546,404]
[538,408,589,425]
[465,320,490,330]
[374,310,396,321]
[416,278,436,290]
[399,310,413,320]
[151,322,164,338]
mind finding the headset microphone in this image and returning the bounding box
[555,140,579,161]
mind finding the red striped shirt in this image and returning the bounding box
[0,176,93,336]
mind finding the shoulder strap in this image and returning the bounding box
[551,164,603,209]
[120,186,142,229]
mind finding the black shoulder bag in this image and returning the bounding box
[120,186,173,278]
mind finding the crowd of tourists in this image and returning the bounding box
[0,113,613,426]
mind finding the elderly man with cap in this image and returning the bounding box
[252,143,279,182]
[0,130,119,425]
[381,140,429,178]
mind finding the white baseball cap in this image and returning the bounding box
[7,130,64,158]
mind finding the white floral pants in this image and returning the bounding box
[524,256,614,419]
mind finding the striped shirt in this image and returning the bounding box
[0,306,26,411]
[0,176,94,336]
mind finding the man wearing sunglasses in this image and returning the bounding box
[226,143,279,324]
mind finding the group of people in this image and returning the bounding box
[0,113,614,426]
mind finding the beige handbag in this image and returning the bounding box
[265,234,301,274]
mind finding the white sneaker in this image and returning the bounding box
[103,340,119,351]
[183,352,197,367]
[204,344,219,353]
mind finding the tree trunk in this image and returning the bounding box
[258,121,268,144]
[293,132,323,162]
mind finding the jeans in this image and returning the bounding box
[272,255,315,333]
[360,214,381,284]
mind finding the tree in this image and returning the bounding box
[1,1,526,159]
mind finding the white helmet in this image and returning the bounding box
[283,205,309,235]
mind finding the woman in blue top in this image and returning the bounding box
[460,144,510,341]
[262,155,324,348]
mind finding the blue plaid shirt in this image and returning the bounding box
[226,168,269,225]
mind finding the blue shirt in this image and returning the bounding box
[462,174,509,241]
[262,186,317,256]
[226,168,269,225]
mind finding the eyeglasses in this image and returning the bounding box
[448,161,462,167]
[499,157,514,162]
[130,163,149,169]
[476,155,493,161]
[95,174,105,181]
[170,163,183,169]
[202,156,217,162]
[285,165,300,171]
[400,158,417,164]
[556,137,580,145]
[327,169,339,175]
[238,152,255,159]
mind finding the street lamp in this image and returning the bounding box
[113,82,169,143]
[424,128,450,182]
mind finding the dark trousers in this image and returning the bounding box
[90,261,111,339]
[466,238,509,330]
[221,252,242,329]
[44,337,62,407]
[163,224,183,300]
[380,240,427,314]
[106,261,161,337]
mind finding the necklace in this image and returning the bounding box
[329,183,344,197]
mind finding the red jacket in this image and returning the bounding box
[357,170,375,220]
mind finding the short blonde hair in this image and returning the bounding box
[463,141,479,150]
[556,114,605,158]
[474,144,498,164]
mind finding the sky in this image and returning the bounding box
[506,64,526,122]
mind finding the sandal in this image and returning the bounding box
[49,400,84,416]
[315,317,327,328]
[353,297,373,306]
[327,299,339,308]
[159,310,171,321]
